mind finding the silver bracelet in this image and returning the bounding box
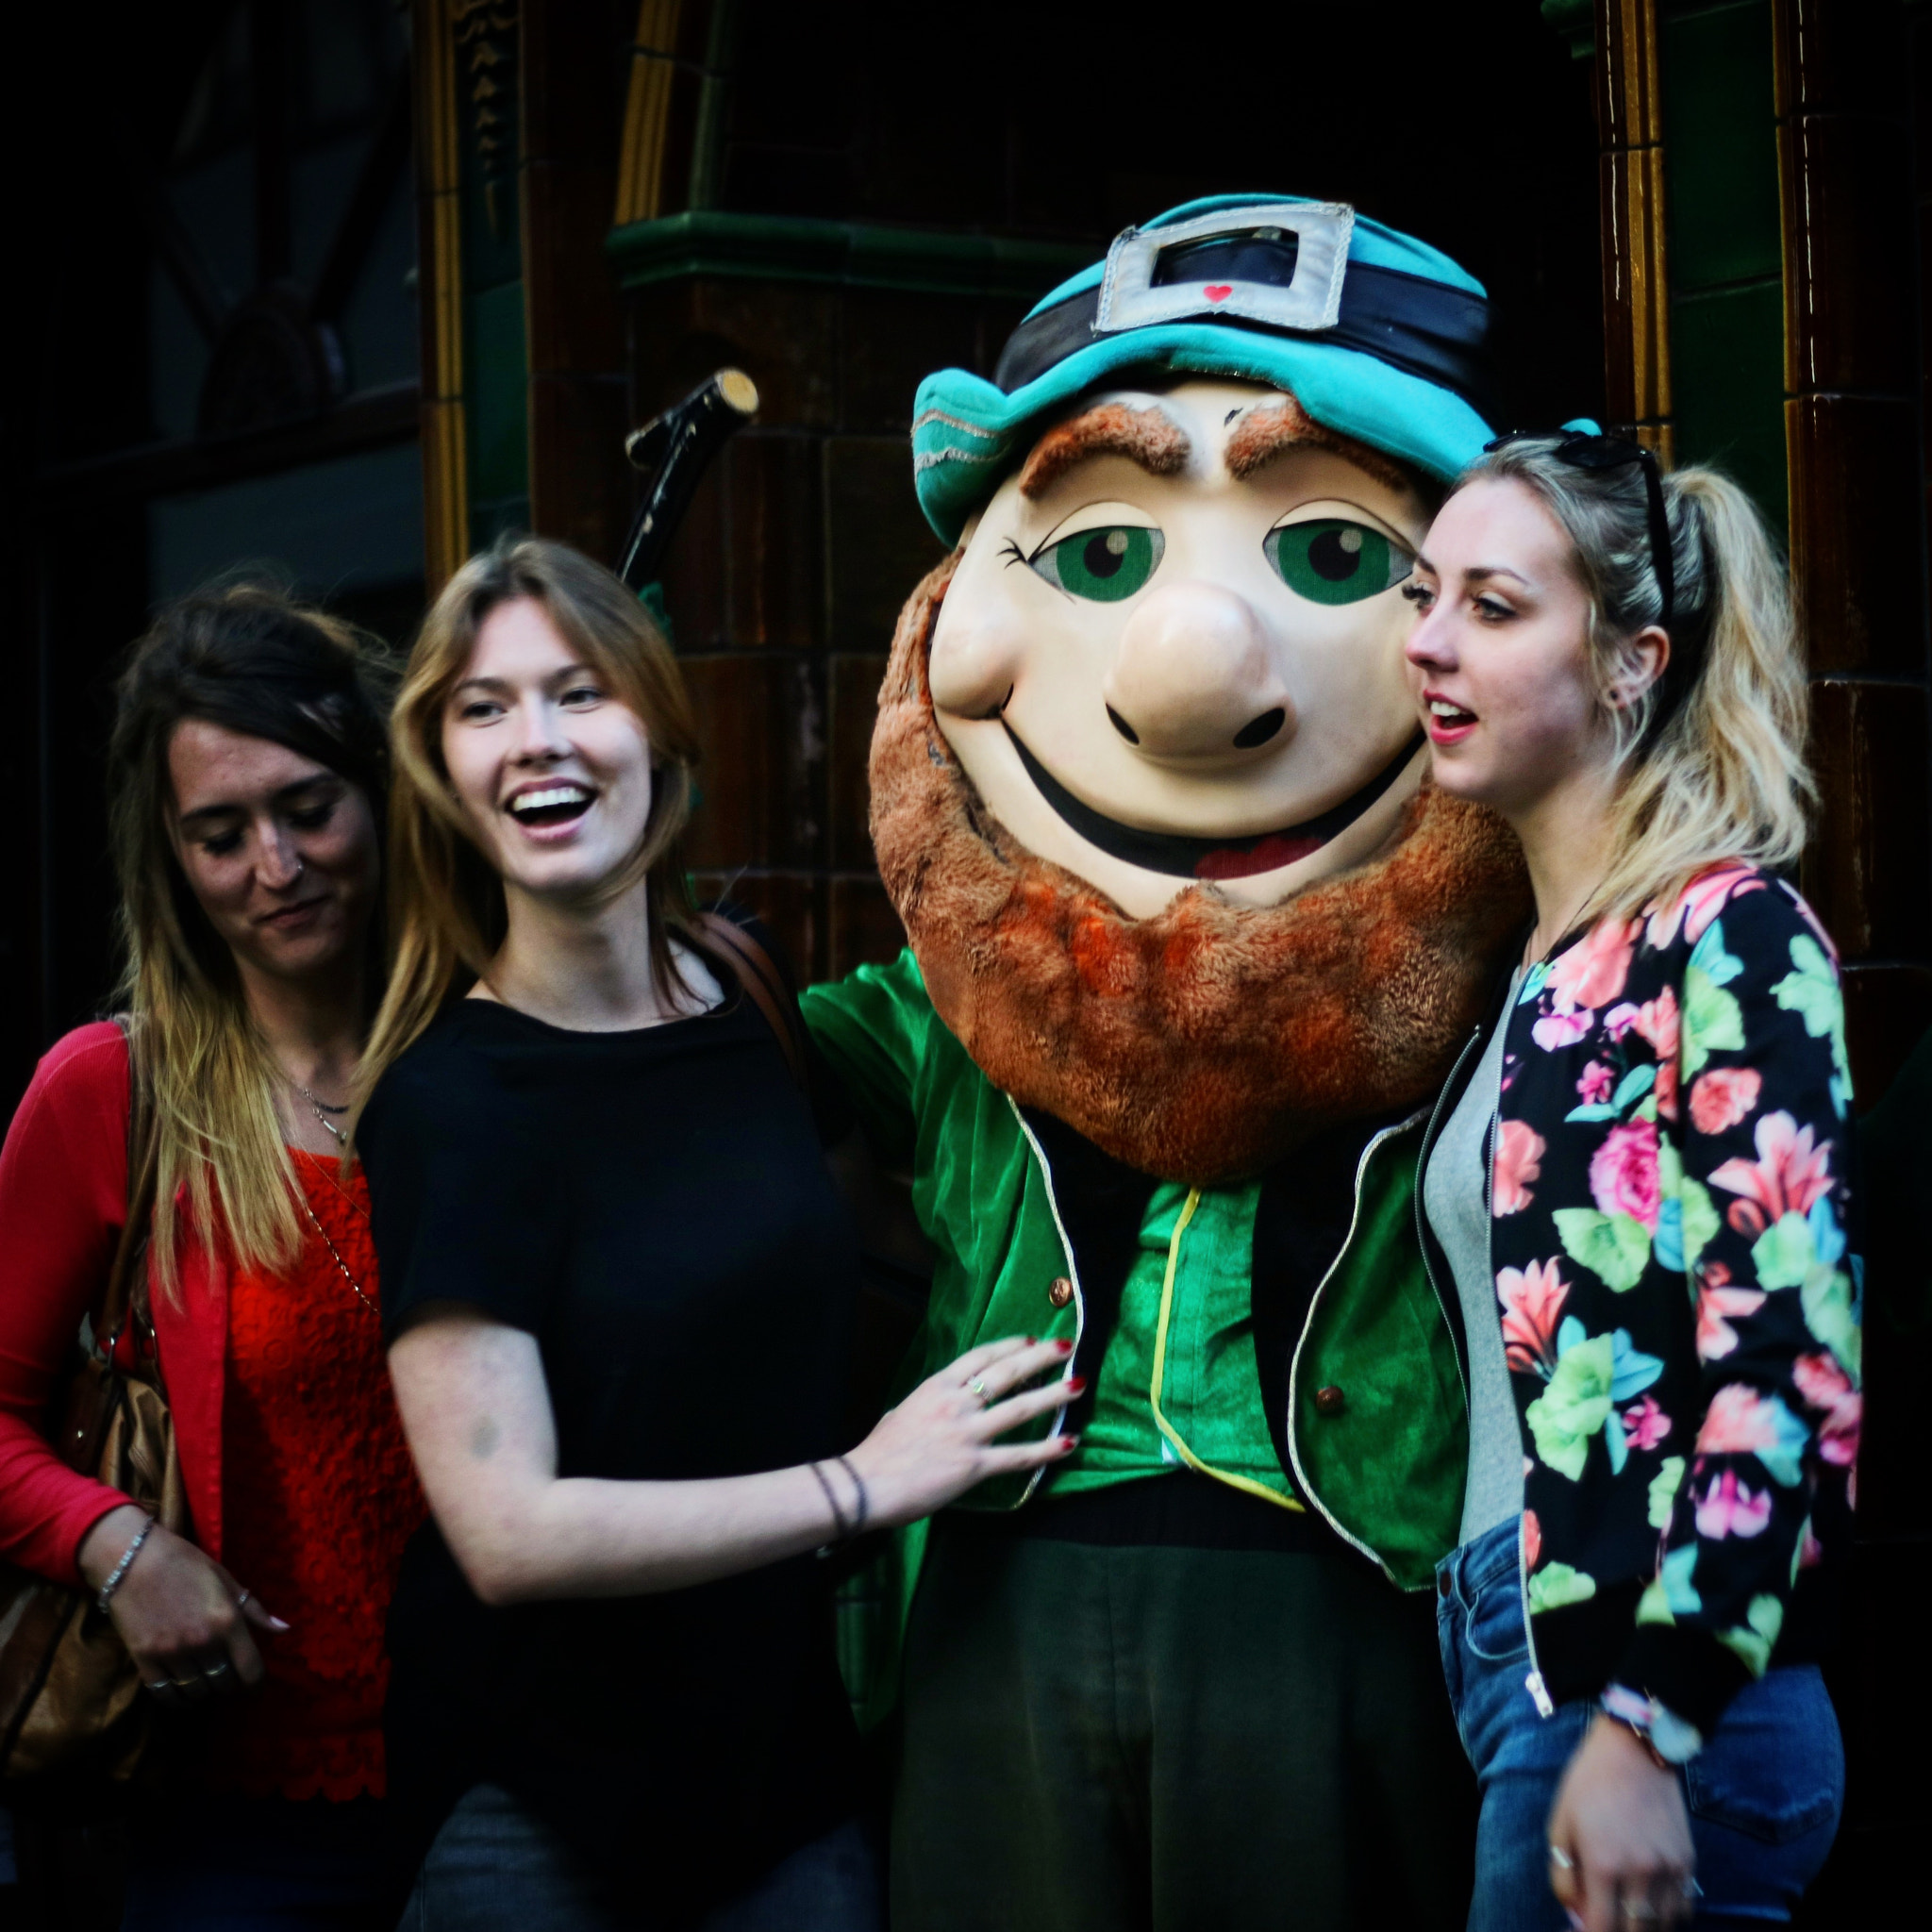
[95,1514,157,1613]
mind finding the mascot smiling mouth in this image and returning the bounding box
[1003,724,1427,882]
[871,552,1532,1182]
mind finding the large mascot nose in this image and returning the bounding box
[1102,581,1295,759]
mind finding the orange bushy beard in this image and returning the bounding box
[868,549,1533,1185]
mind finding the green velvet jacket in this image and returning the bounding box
[803,950,1473,1712]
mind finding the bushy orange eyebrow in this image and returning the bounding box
[1018,403,1191,499]
[1224,394,1418,500]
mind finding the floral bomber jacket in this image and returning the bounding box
[1422,865,1861,1739]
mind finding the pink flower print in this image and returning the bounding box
[1696,1282,1767,1361]
[1589,1119,1662,1232]
[1790,1353,1861,1472]
[1644,865,1765,950]
[1709,1112,1835,1238]
[1604,1003,1640,1041]
[1622,1394,1672,1452]
[1522,1509,1542,1572]
[1533,1008,1594,1051]
[1696,1384,1789,1457]
[1497,1258,1569,1375]
[1629,986,1680,1062]
[1799,1522,1824,1569]
[1694,1469,1773,1540]
[1690,1067,1763,1137]
[1493,1120,1546,1214]
[1577,1060,1614,1106]
[1548,917,1638,1013]
[1655,1059,1679,1124]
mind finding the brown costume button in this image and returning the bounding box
[1048,1276,1074,1309]
[1314,1385,1347,1418]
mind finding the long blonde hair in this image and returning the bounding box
[108,584,393,1296]
[1461,438,1811,921]
[358,536,702,1108]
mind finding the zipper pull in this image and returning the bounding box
[1524,1669,1555,1719]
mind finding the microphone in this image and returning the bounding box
[617,368,759,591]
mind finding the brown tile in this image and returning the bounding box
[684,280,841,431]
[1597,147,1671,428]
[1803,678,1932,961]
[721,432,822,650]
[527,373,631,568]
[1787,396,1926,678]
[626,279,841,432]
[829,654,888,871]
[682,654,824,870]
[825,437,948,654]
[656,457,727,653]
[1772,0,1910,120]
[829,877,907,979]
[1842,961,1932,1108]
[689,871,824,983]
[841,290,980,434]
[1780,115,1916,396]
[522,161,625,375]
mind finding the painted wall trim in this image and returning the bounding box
[607,209,1091,302]
[413,0,469,593]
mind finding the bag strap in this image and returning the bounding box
[692,913,809,1093]
[99,1018,160,1367]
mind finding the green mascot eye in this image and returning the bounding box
[1032,525,1164,603]
[1264,520,1413,606]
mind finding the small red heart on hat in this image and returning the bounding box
[1203,283,1233,303]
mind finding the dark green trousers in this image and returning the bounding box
[892,1512,1474,1932]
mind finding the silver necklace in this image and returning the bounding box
[291,1080,349,1146]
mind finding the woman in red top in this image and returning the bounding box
[0,584,422,1928]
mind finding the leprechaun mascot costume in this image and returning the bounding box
[801,196,1531,1929]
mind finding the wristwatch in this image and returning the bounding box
[1601,1681,1704,1766]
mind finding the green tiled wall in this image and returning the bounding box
[1660,0,1786,528]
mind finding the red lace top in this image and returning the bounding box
[203,1151,424,1800]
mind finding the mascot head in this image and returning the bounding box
[873,196,1531,1181]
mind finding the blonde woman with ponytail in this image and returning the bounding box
[0,586,421,1927]
[1405,432,1853,1931]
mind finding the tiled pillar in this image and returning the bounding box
[614,221,1083,983]
[1595,0,1674,454]
[1777,2,1932,1098]
[1776,2,1931,1916]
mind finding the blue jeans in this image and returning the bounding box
[121,1794,394,1930]
[1436,1518,1843,1929]
[400,1783,882,1931]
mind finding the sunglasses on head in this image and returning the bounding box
[1483,429,1674,630]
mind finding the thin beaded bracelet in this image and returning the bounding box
[95,1514,157,1613]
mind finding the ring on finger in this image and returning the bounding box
[201,1660,231,1681]
[968,1377,989,1402]
[1546,1845,1574,1872]
[168,1677,200,1693]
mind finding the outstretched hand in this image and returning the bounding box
[846,1335,1079,1528]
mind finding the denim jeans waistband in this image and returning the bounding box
[1436,1513,1522,1608]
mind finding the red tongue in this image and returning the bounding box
[1193,832,1323,881]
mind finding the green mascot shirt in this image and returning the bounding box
[804,946,1472,1709]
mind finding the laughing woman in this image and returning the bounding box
[1406,435,1855,1931]
[355,537,1075,1931]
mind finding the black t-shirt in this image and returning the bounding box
[358,968,862,1916]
